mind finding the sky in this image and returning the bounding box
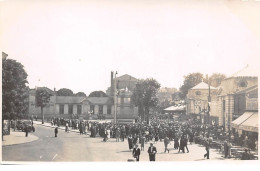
[1,0,260,95]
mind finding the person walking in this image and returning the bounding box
[141,135,145,151]
[174,136,179,150]
[184,135,189,153]
[148,143,157,161]
[164,136,170,153]
[224,140,228,158]
[106,128,111,141]
[179,136,185,153]
[132,144,141,162]
[204,139,210,159]
[189,132,194,145]
[25,125,28,137]
[65,122,69,133]
[116,128,120,142]
[128,135,133,151]
[55,127,58,137]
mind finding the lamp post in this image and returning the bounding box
[114,71,118,124]
[207,75,211,125]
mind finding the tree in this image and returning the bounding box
[179,72,203,99]
[2,57,29,120]
[132,78,161,123]
[57,88,73,96]
[35,88,52,124]
[207,73,226,87]
[75,92,87,97]
[89,91,107,97]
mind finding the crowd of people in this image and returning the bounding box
[40,115,258,161]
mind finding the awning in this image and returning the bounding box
[231,112,254,129]
[164,105,186,111]
[239,112,258,133]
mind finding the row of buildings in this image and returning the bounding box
[29,74,139,121]
[186,65,258,135]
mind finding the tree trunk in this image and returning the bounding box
[145,107,150,124]
[41,107,44,124]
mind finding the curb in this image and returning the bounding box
[34,122,80,133]
[2,134,39,147]
[2,137,39,147]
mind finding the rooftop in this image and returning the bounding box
[191,82,217,90]
[115,74,138,81]
[82,97,113,105]
[56,96,86,104]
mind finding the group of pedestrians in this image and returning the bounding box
[33,115,256,161]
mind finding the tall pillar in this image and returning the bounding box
[64,104,69,114]
[73,104,77,114]
[94,105,99,114]
[103,105,107,115]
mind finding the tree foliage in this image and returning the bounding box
[2,58,29,120]
[35,88,52,124]
[132,78,161,123]
[57,88,74,96]
[179,72,203,99]
[89,91,107,97]
[206,73,226,87]
[75,92,87,97]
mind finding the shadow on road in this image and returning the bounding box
[117,150,131,153]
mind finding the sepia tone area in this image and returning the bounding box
[1,0,259,163]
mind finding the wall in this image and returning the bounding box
[187,88,218,115]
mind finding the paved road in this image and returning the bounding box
[2,124,229,162]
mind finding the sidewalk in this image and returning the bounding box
[33,121,80,133]
[2,131,39,146]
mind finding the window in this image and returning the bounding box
[195,91,201,95]
[125,97,130,103]
[68,104,73,114]
[121,97,124,104]
[239,81,247,87]
[107,105,112,115]
[90,105,95,114]
[59,104,64,114]
[77,105,82,114]
[98,105,103,114]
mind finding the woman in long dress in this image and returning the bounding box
[174,136,179,150]
[128,135,133,150]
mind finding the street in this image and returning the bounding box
[2,124,228,162]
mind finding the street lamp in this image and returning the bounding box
[114,71,118,124]
[207,75,211,125]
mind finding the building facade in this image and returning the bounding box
[28,88,114,120]
[186,82,218,124]
[29,74,139,120]
[106,74,139,119]
[217,65,258,131]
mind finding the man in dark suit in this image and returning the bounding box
[132,144,141,161]
[204,139,210,159]
[148,143,157,161]
[25,125,28,137]
[55,127,58,137]
[184,135,189,153]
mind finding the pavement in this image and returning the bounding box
[2,123,237,162]
[2,130,39,146]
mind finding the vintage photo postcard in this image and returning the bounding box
[1,0,259,164]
